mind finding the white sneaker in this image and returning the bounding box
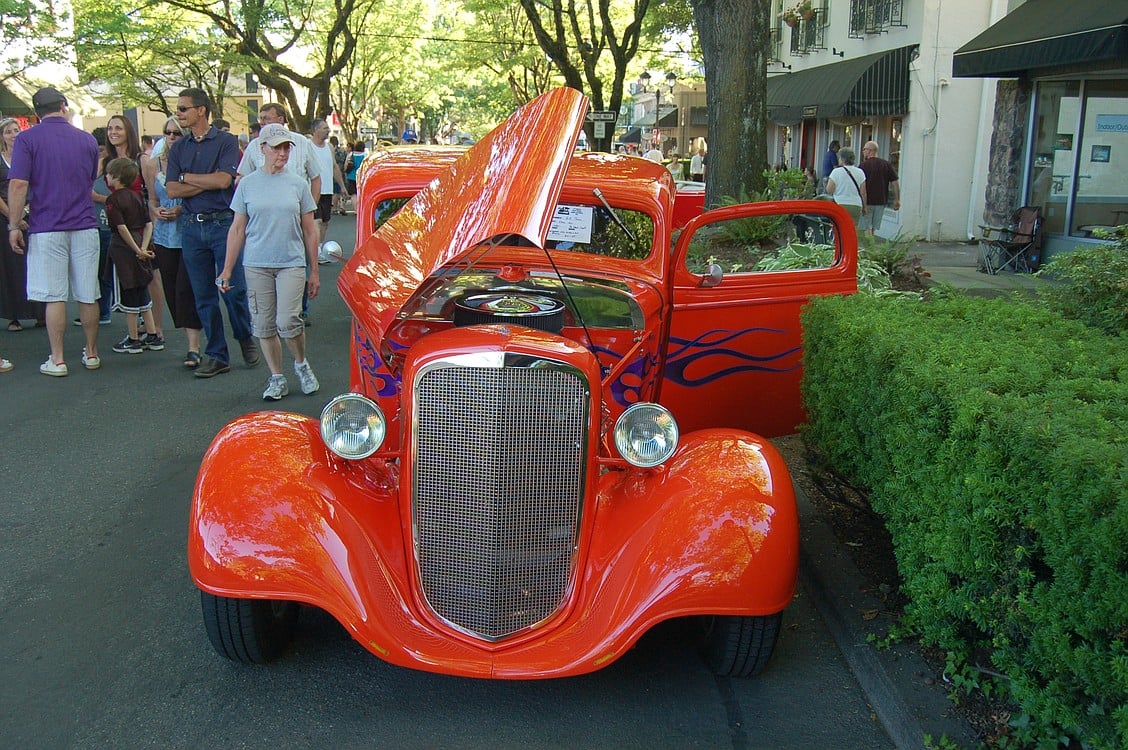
[81,349,101,370]
[40,356,68,377]
[262,374,289,401]
[294,360,320,395]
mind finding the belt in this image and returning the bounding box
[192,209,234,222]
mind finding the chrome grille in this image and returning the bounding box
[413,361,589,641]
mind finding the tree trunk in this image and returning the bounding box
[692,0,771,207]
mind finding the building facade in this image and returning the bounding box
[954,0,1128,257]
[766,0,1001,240]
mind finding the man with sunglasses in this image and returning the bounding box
[165,87,259,378]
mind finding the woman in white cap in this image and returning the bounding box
[217,123,320,401]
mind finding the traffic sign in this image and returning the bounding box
[586,111,617,122]
[359,126,380,135]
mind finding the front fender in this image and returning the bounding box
[589,428,798,620]
[187,412,407,626]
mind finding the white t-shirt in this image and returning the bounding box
[829,165,866,208]
[237,130,319,184]
[229,170,316,268]
[309,140,336,195]
[643,148,663,164]
[690,153,704,176]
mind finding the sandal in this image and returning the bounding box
[0,358,12,372]
[184,351,201,368]
[7,320,22,332]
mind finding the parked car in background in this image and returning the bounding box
[188,88,859,679]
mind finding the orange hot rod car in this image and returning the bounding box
[188,88,859,679]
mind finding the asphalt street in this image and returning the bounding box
[1,216,905,749]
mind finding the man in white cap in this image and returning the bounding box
[7,86,102,376]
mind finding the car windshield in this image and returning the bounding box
[372,198,655,262]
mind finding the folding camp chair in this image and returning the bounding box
[978,206,1043,275]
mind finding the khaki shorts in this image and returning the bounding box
[866,204,887,232]
[245,265,306,340]
[26,229,101,304]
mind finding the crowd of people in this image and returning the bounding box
[0,86,333,401]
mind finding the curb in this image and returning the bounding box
[795,487,979,749]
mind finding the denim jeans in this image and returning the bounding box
[181,215,252,364]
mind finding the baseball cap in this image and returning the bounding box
[402,128,418,143]
[259,123,294,147]
[32,86,67,109]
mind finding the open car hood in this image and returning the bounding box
[339,87,589,347]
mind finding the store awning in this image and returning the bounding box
[953,0,1128,78]
[0,82,32,115]
[620,127,641,144]
[766,45,918,122]
[631,106,677,128]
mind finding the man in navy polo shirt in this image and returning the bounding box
[166,87,259,378]
[7,87,101,377]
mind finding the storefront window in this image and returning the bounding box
[1072,80,1128,236]
[1028,81,1080,235]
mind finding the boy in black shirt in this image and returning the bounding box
[104,157,160,354]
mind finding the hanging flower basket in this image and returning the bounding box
[782,11,798,27]
[797,1,815,20]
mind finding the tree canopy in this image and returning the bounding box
[65,0,768,196]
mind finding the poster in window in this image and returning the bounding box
[1054,134,1073,151]
[1091,145,1111,163]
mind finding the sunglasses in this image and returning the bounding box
[176,105,199,113]
[164,130,181,137]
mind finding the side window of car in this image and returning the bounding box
[373,197,410,231]
[683,212,838,274]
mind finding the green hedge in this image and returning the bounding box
[801,294,1128,748]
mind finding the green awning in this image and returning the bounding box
[0,83,33,116]
[767,45,917,122]
[953,0,1128,78]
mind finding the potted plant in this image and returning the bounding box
[797,0,815,21]
[780,8,799,26]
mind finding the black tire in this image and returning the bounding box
[201,591,299,664]
[699,612,783,677]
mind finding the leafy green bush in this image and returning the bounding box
[1037,226,1128,336]
[801,294,1128,749]
[754,240,921,298]
[858,232,923,281]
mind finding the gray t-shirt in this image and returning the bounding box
[229,170,316,268]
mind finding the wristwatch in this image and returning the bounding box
[179,173,186,183]
[7,224,19,231]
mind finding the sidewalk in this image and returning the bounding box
[910,240,1048,296]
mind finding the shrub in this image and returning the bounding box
[801,294,1128,749]
[1037,225,1128,336]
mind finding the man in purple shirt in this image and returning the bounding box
[165,87,258,378]
[7,87,102,377]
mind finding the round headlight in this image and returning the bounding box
[614,403,679,468]
[320,394,386,459]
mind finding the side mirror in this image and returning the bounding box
[700,263,723,288]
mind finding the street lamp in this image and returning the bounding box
[637,72,677,152]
